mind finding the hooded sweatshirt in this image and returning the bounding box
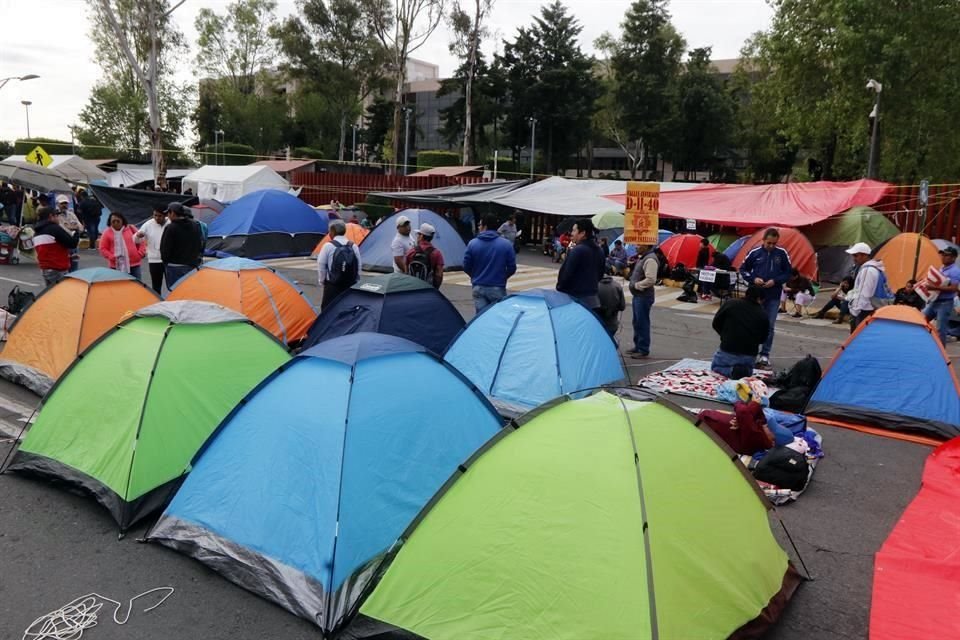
[463,230,517,288]
[850,259,884,317]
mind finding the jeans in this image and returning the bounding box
[41,269,66,288]
[472,285,507,313]
[760,296,780,357]
[816,297,849,318]
[924,298,954,345]
[165,265,196,289]
[632,289,654,354]
[850,309,874,333]
[128,264,142,281]
[711,350,756,378]
[84,219,99,248]
[148,262,165,294]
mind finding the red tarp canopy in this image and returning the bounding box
[605,179,890,227]
[870,438,960,640]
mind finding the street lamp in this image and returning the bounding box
[213,129,225,165]
[0,74,39,91]
[866,78,883,180]
[527,117,538,179]
[402,107,413,175]
[351,124,359,163]
[21,100,32,139]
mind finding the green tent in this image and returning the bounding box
[591,210,625,230]
[356,391,800,639]
[805,206,900,248]
[708,231,739,252]
[5,301,289,531]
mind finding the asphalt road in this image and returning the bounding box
[0,247,944,639]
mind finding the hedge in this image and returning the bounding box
[200,142,256,165]
[294,147,326,160]
[416,150,460,170]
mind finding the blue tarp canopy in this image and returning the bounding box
[147,333,501,633]
[359,209,467,272]
[444,289,627,416]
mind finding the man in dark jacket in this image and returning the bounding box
[556,219,605,311]
[76,189,102,249]
[710,285,770,378]
[33,206,80,287]
[738,228,792,367]
[464,214,517,313]
[160,202,204,288]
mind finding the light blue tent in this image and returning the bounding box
[360,209,466,272]
[444,289,627,416]
[723,235,752,261]
[147,333,500,633]
[614,229,674,257]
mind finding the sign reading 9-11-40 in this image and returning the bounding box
[623,181,660,246]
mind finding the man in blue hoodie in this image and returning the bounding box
[739,227,792,367]
[464,214,518,313]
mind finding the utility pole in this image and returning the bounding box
[21,100,32,139]
[403,106,413,175]
[528,117,537,179]
[913,179,929,280]
[352,124,358,163]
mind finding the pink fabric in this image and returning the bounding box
[605,179,890,227]
[98,225,144,269]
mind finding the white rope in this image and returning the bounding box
[22,587,174,640]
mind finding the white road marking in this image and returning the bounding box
[0,275,39,287]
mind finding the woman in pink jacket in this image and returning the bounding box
[98,211,145,280]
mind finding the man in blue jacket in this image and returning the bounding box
[557,218,606,311]
[739,227,792,367]
[464,214,518,313]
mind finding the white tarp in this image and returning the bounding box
[181,165,289,202]
[5,154,107,184]
[106,163,191,188]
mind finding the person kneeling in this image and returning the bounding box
[710,285,770,379]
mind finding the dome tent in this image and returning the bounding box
[206,189,328,259]
[4,301,289,531]
[359,209,466,272]
[659,233,712,268]
[807,207,899,283]
[0,268,160,395]
[351,391,801,640]
[614,229,674,258]
[445,289,626,416]
[733,227,819,282]
[311,221,369,256]
[874,233,941,292]
[301,273,464,354]
[167,257,317,346]
[147,333,501,634]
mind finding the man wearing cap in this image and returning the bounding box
[160,202,204,288]
[924,245,960,344]
[136,206,170,293]
[317,219,363,307]
[391,215,415,273]
[846,242,883,331]
[55,194,82,272]
[405,223,445,288]
[33,205,80,287]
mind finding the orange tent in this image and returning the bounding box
[874,233,940,291]
[312,222,369,256]
[0,268,160,395]
[733,227,819,281]
[166,257,317,346]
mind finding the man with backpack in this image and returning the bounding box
[627,244,663,359]
[317,220,362,307]
[847,242,890,332]
[405,223,444,288]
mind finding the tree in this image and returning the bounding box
[597,0,685,179]
[498,1,600,174]
[363,0,445,172]
[437,53,502,158]
[362,96,395,162]
[273,0,388,161]
[90,0,188,186]
[195,0,278,95]
[447,0,493,164]
[672,47,735,179]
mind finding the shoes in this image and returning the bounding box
[814,313,825,320]
[625,350,649,359]
[791,312,802,318]
[755,356,771,368]
[832,318,845,324]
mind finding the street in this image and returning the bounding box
[0,247,945,640]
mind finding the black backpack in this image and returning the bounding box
[408,245,435,284]
[670,263,689,282]
[769,355,822,412]
[6,286,35,315]
[327,241,359,288]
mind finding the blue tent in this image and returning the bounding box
[723,235,751,261]
[147,333,500,633]
[445,289,627,416]
[206,189,328,259]
[806,306,960,439]
[360,209,466,272]
[614,229,674,257]
[302,273,465,354]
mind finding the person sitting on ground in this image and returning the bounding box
[405,223,445,288]
[597,274,626,340]
[606,239,628,276]
[710,284,771,379]
[33,205,80,288]
[98,211,145,279]
[814,276,854,323]
[780,268,815,317]
[894,279,925,311]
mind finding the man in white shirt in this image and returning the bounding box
[847,242,882,332]
[390,215,415,272]
[317,220,363,308]
[136,206,169,293]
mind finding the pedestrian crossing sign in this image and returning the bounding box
[26,145,52,167]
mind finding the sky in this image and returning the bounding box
[0,0,773,146]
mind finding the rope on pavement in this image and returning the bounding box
[21,587,174,640]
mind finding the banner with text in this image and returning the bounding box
[624,182,660,245]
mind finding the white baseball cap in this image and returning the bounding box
[55,194,70,204]
[395,215,411,227]
[845,242,872,255]
[417,223,436,237]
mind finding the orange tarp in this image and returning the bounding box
[874,233,940,291]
